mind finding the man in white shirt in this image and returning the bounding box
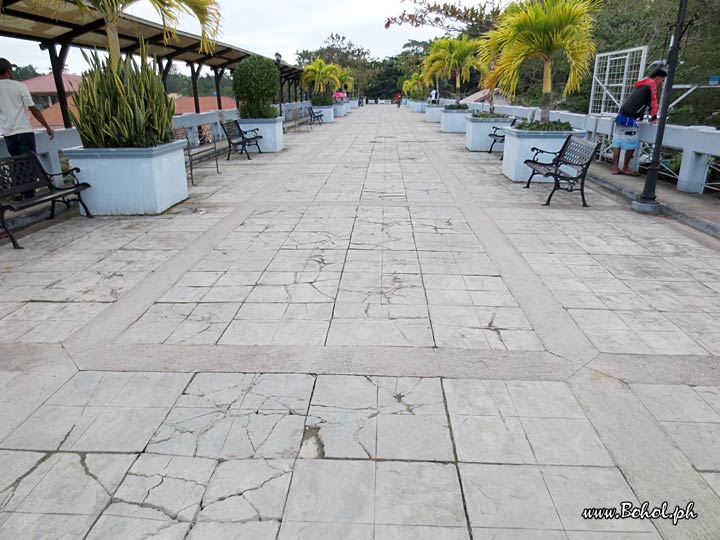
[430,88,437,104]
[0,58,54,198]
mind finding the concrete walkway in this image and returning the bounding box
[1,105,720,540]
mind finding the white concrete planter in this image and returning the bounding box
[64,140,188,216]
[314,106,334,123]
[425,105,443,123]
[333,103,346,117]
[238,117,284,153]
[408,100,426,113]
[465,116,514,152]
[349,99,359,109]
[502,127,582,182]
[440,108,472,133]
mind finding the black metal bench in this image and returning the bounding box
[284,108,312,132]
[173,126,220,186]
[523,135,600,207]
[488,117,517,156]
[219,119,263,160]
[308,107,324,126]
[1,152,93,249]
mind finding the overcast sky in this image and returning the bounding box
[0,0,448,76]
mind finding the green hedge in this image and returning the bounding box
[311,95,333,106]
[233,56,280,119]
[472,112,509,118]
[445,103,469,110]
[516,120,573,131]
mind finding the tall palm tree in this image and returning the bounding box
[30,0,221,71]
[300,58,341,95]
[479,0,602,122]
[402,72,426,98]
[423,36,483,104]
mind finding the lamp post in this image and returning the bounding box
[632,0,688,213]
[274,52,283,117]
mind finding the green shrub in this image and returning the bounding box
[311,95,333,106]
[445,103,469,110]
[472,112,509,118]
[71,49,174,148]
[408,88,427,101]
[516,120,573,131]
[233,56,280,119]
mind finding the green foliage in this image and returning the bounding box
[445,103,469,110]
[301,58,342,94]
[385,0,500,36]
[164,66,232,98]
[408,88,427,100]
[424,36,484,103]
[12,65,42,81]
[516,120,573,131]
[472,111,509,118]
[70,50,174,148]
[311,95,333,106]
[233,56,280,119]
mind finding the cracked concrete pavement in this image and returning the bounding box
[1,105,720,539]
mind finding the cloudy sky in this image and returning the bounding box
[0,0,448,75]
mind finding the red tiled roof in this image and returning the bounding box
[32,95,236,128]
[23,73,83,95]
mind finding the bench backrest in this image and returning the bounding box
[0,153,52,200]
[557,136,599,172]
[220,119,242,141]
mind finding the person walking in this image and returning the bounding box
[0,58,55,199]
[430,88,438,104]
[395,92,402,108]
[611,69,667,176]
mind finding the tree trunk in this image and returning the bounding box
[541,59,552,122]
[105,17,122,71]
[488,86,495,114]
[455,73,461,104]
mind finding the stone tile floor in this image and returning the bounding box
[0,372,666,539]
[1,106,720,539]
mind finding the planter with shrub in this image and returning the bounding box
[311,95,335,123]
[424,103,443,123]
[333,99,347,118]
[466,112,514,152]
[502,121,581,182]
[64,51,187,215]
[441,103,471,133]
[233,56,283,152]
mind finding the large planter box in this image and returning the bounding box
[349,99,359,109]
[239,117,284,153]
[314,105,334,123]
[466,116,514,152]
[425,105,443,123]
[333,103,346,117]
[64,140,188,216]
[440,109,472,133]
[408,100,426,113]
[502,127,581,182]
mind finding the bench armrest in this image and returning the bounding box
[530,147,561,160]
[48,168,82,185]
[242,128,260,136]
[490,126,505,135]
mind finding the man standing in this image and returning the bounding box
[611,69,667,176]
[430,88,437,104]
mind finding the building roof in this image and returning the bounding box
[23,73,83,95]
[31,95,237,128]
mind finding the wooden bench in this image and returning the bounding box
[173,126,220,186]
[488,117,517,156]
[1,152,93,249]
[308,107,324,126]
[523,135,600,207]
[220,120,263,160]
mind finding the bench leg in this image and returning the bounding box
[240,143,251,160]
[0,211,22,249]
[49,199,56,220]
[76,193,94,218]
[580,177,589,208]
[524,171,538,189]
[488,140,496,154]
[188,158,196,187]
[543,178,560,206]
[214,152,220,175]
[226,144,233,161]
[254,141,262,154]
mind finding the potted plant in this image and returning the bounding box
[479,0,601,181]
[339,68,355,112]
[402,73,428,114]
[466,112,514,152]
[64,50,187,215]
[424,36,483,133]
[233,55,283,152]
[301,58,341,122]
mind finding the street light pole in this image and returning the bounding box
[632,0,688,212]
[274,52,283,117]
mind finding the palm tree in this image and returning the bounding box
[339,67,355,95]
[300,58,342,95]
[33,0,221,71]
[479,0,601,122]
[423,36,483,104]
[402,72,426,98]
